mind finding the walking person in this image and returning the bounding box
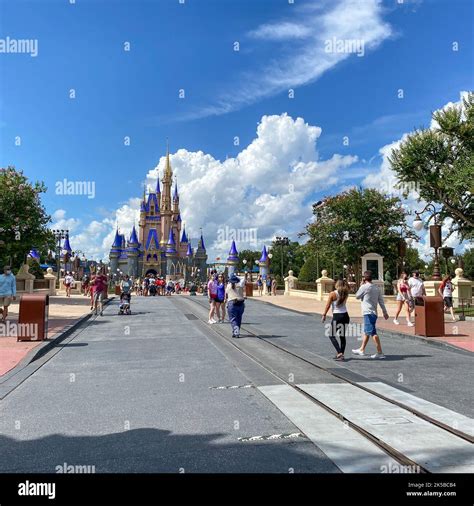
[408,270,426,305]
[257,275,263,296]
[393,272,414,326]
[226,273,246,338]
[321,279,350,361]
[0,265,16,323]
[91,271,107,316]
[64,271,74,298]
[207,273,218,323]
[266,276,272,296]
[352,270,389,359]
[271,277,277,296]
[439,274,457,322]
[215,273,226,323]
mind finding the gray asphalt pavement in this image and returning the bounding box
[185,295,474,418]
[0,295,339,473]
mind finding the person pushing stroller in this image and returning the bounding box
[119,275,133,315]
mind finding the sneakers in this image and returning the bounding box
[393,319,400,325]
[208,319,216,324]
[371,353,386,359]
[100,311,104,316]
[407,321,414,327]
[352,348,365,356]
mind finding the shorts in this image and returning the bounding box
[93,291,104,303]
[443,296,453,308]
[396,293,405,302]
[363,314,378,336]
[215,298,224,303]
[0,296,12,307]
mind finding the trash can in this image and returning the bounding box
[245,283,254,297]
[17,294,49,341]
[414,296,445,337]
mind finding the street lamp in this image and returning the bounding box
[274,236,289,281]
[52,229,69,282]
[413,203,442,280]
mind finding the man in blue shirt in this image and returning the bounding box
[0,265,16,322]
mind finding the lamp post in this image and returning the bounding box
[52,229,69,283]
[413,204,442,280]
[268,253,273,277]
[274,236,289,281]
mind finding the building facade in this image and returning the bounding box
[109,148,207,281]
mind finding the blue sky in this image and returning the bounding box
[0,0,472,261]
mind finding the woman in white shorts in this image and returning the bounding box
[393,272,413,326]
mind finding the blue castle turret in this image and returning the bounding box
[227,240,239,278]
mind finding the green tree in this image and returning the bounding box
[237,249,260,272]
[304,187,417,283]
[0,167,54,269]
[460,248,474,279]
[389,92,474,240]
[27,258,44,279]
[298,255,320,282]
[268,240,305,281]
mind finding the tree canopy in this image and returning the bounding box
[304,187,416,282]
[389,92,474,240]
[0,167,54,269]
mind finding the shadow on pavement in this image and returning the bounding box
[0,428,339,473]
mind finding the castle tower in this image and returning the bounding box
[165,228,177,281]
[227,240,239,278]
[194,232,208,282]
[126,225,140,278]
[160,145,173,248]
[258,245,269,280]
[109,229,122,275]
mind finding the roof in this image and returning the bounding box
[259,245,269,263]
[227,240,239,262]
[181,227,188,243]
[145,229,160,250]
[129,225,139,244]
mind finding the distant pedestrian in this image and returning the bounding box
[352,270,389,359]
[226,274,246,338]
[64,271,74,297]
[408,270,426,305]
[266,276,272,295]
[207,274,218,324]
[271,277,277,296]
[257,275,263,296]
[439,274,456,322]
[91,272,107,316]
[0,265,16,323]
[215,273,226,323]
[82,274,90,296]
[322,279,350,361]
[393,272,414,326]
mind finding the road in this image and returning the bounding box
[0,294,472,473]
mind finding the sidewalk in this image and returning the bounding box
[0,294,94,376]
[253,293,473,353]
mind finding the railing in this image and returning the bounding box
[455,299,474,320]
[33,279,49,289]
[295,281,318,292]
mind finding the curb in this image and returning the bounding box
[251,297,473,356]
[0,297,116,394]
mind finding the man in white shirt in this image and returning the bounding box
[408,270,426,303]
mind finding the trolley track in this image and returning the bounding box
[176,295,474,473]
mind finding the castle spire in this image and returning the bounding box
[164,140,172,180]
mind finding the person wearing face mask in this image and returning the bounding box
[0,265,16,323]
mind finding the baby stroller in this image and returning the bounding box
[119,292,132,315]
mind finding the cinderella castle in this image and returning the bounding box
[109,147,208,281]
